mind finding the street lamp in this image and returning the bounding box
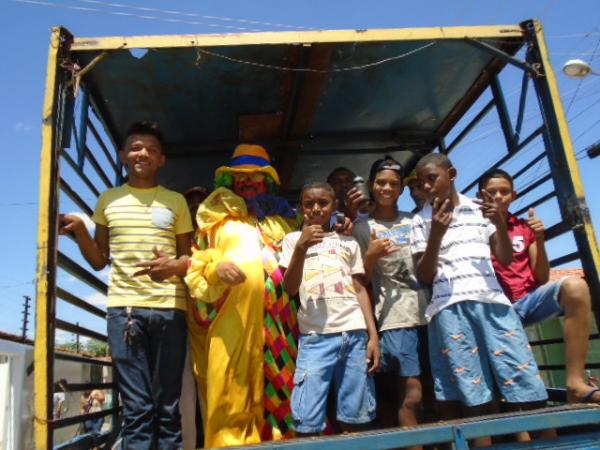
[562,60,600,160]
[562,59,599,78]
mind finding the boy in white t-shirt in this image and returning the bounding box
[280,181,380,435]
[410,153,548,446]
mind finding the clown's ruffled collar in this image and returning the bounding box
[197,187,295,233]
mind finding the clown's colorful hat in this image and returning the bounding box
[215,144,280,185]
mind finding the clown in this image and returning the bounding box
[185,144,298,447]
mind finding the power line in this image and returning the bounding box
[547,32,600,39]
[0,280,35,289]
[456,75,600,143]
[568,93,600,125]
[573,117,600,144]
[551,51,600,56]
[74,0,318,31]
[565,36,600,114]
[459,73,600,202]
[12,0,267,32]
[0,201,38,207]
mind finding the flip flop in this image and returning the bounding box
[582,387,600,403]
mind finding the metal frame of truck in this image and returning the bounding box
[35,19,600,449]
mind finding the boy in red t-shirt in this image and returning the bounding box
[478,169,598,403]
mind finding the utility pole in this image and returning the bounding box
[21,295,31,341]
[76,322,80,353]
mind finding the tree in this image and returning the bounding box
[86,339,109,357]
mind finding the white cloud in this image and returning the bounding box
[99,267,110,282]
[54,329,75,344]
[14,122,32,133]
[85,292,107,307]
[56,273,78,284]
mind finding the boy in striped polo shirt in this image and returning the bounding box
[60,122,193,449]
[410,153,548,446]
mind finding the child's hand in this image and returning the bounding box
[527,207,545,241]
[134,247,177,281]
[431,197,453,237]
[366,228,400,261]
[215,261,247,285]
[345,186,369,217]
[475,189,506,228]
[333,214,354,236]
[297,219,325,252]
[366,336,381,375]
[59,213,86,237]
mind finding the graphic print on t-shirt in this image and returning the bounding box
[511,235,526,253]
[305,243,356,298]
[377,223,411,246]
[375,223,419,289]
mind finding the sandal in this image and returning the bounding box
[582,387,600,403]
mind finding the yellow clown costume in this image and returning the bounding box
[185,145,299,448]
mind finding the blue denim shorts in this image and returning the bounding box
[380,327,421,377]
[513,278,566,327]
[428,301,548,407]
[292,330,376,433]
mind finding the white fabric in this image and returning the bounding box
[353,213,427,331]
[410,194,510,321]
[280,231,366,334]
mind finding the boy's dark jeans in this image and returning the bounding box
[107,306,187,450]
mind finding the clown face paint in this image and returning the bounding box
[232,172,267,199]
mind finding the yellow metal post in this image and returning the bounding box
[34,26,72,449]
[527,20,600,320]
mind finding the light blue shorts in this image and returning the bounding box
[428,301,548,407]
[380,327,421,377]
[513,278,566,327]
[292,330,376,433]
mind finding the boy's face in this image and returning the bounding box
[408,181,427,210]
[417,163,456,203]
[120,134,165,179]
[371,169,403,207]
[480,176,515,213]
[301,188,337,227]
[232,172,267,199]
[328,168,355,203]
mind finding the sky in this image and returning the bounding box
[0,0,599,340]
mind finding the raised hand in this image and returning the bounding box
[298,219,325,252]
[333,214,354,236]
[215,261,247,286]
[527,207,545,241]
[431,197,453,237]
[59,213,86,236]
[134,246,177,282]
[475,189,506,227]
[366,227,400,261]
[345,186,369,217]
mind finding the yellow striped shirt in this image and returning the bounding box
[92,184,193,310]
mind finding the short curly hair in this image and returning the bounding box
[123,121,164,148]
